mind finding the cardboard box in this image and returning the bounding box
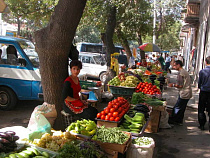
[95,132,131,154]
[96,118,122,128]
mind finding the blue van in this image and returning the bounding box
[0,36,43,110]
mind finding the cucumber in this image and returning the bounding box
[42,151,49,158]
[8,154,16,158]
[18,152,29,158]
[15,153,24,158]
[22,150,34,156]
[26,147,40,156]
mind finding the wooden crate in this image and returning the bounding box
[145,106,165,133]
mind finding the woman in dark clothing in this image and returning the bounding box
[62,60,98,121]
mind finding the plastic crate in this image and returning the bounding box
[61,110,74,129]
[80,80,97,89]
[108,85,135,96]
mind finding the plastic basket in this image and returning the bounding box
[61,110,74,129]
[108,85,135,96]
[80,80,97,89]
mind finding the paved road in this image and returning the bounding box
[0,100,43,129]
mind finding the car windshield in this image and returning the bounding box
[19,40,39,68]
[93,55,106,65]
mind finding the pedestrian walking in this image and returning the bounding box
[168,60,192,125]
[197,56,210,131]
[164,54,171,73]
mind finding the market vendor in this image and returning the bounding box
[62,60,98,121]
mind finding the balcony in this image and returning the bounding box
[184,3,200,25]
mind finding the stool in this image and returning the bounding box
[61,110,73,129]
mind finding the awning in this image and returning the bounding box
[0,0,9,13]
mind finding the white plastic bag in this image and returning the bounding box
[27,113,51,141]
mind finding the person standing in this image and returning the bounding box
[164,54,171,73]
[156,54,165,70]
[168,60,192,125]
[197,56,210,131]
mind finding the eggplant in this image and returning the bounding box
[5,131,16,136]
[0,132,9,139]
[0,138,9,144]
[11,135,19,142]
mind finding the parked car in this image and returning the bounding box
[78,52,107,80]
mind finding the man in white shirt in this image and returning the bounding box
[164,54,171,72]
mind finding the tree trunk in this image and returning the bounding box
[137,34,145,60]
[17,17,21,36]
[116,27,132,61]
[34,0,87,130]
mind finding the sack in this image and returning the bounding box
[159,110,172,129]
[27,113,51,141]
[126,137,155,158]
[33,102,57,126]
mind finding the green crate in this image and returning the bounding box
[109,85,135,96]
[80,80,97,89]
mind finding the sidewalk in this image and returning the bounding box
[150,70,210,158]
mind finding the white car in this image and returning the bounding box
[78,52,107,80]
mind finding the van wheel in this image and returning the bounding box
[0,87,17,110]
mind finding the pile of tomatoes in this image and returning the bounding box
[135,82,161,95]
[96,97,130,122]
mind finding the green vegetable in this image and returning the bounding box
[132,137,153,146]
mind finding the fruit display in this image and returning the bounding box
[96,97,130,122]
[108,74,140,87]
[0,131,19,153]
[119,76,140,87]
[135,82,161,95]
[32,130,76,152]
[66,119,97,137]
[119,113,146,134]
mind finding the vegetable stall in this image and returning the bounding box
[0,65,168,158]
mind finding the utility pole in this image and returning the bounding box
[153,0,156,44]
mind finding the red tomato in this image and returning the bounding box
[115,117,120,122]
[101,115,105,120]
[108,113,113,117]
[104,108,110,114]
[101,111,105,115]
[107,104,113,108]
[113,112,119,117]
[105,115,110,121]
[110,108,115,113]
[118,107,123,113]
[97,113,101,119]
[113,105,119,109]
[109,117,114,121]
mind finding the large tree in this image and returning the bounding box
[34,0,87,130]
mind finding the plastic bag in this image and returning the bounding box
[27,113,51,141]
[33,102,57,126]
[159,110,172,129]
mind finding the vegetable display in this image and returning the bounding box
[119,113,146,134]
[5,147,51,158]
[96,97,130,122]
[132,136,153,146]
[57,140,106,158]
[0,131,19,153]
[92,126,129,145]
[135,82,161,95]
[66,119,97,136]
